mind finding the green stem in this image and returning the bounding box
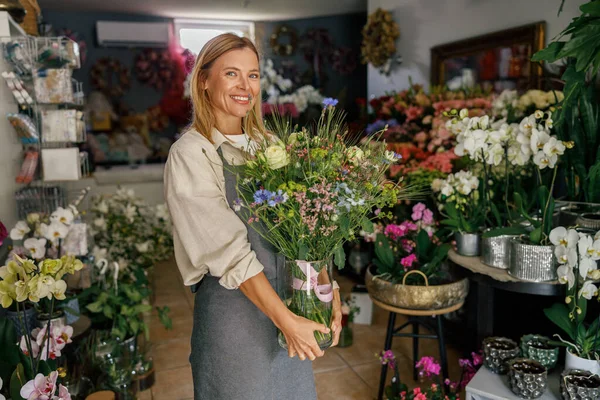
[16,302,36,376]
[504,146,510,225]
[541,167,558,243]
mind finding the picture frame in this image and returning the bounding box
[430,22,545,92]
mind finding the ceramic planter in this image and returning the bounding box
[483,337,520,374]
[5,306,37,337]
[455,231,481,256]
[508,358,548,399]
[520,334,559,370]
[365,266,469,310]
[576,213,600,230]
[481,229,517,269]
[560,369,600,400]
[37,310,67,329]
[508,238,557,282]
[565,349,600,375]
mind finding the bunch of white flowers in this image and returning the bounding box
[91,187,173,275]
[0,255,83,308]
[9,205,79,260]
[432,170,479,198]
[517,89,564,111]
[492,90,519,118]
[550,227,600,300]
[277,85,324,113]
[450,108,569,170]
[261,59,294,104]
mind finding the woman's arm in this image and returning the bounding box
[240,272,329,361]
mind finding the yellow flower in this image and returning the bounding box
[40,259,62,276]
[0,281,15,308]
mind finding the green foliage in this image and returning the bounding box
[10,363,26,400]
[441,202,485,234]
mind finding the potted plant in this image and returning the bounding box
[544,226,600,374]
[431,170,484,256]
[366,203,468,310]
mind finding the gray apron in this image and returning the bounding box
[189,148,317,400]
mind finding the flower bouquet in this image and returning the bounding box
[235,99,412,348]
[545,226,600,368]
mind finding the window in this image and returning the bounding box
[174,19,255,54]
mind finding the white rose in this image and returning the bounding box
[346,146,364,165]
[264,145,290,169]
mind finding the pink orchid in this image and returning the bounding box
[416,356,441,377]
[20,371,58,400]
[411,203,426,221]
[422,209,434,225]
[400,254,417,268]
[400,239,415,253]
[379,349,397,369]
[384,224,408,241]
[51,326,73,350]
[19,335,40,358]
[471,351,483,366]
[53,384,72,400]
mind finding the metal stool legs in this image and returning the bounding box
[437,314,449,382]
[377,312,397,400]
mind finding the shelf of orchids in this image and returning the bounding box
[234,98,415,349]
[364,202,468,310]
[436,105,573,282]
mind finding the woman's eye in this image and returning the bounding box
[250,73,259,79]
[226,71,236,77]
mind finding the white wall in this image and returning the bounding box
[367,0,587,97]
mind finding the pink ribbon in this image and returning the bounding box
[291,261,333,303]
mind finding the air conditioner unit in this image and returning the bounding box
[96,21,170,48]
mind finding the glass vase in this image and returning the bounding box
[278,259,334,350]
[338,315,353,348]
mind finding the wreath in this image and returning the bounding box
[270,25,298,56]
[135,49,175,91]
[361,8,399,68]
[331,47,357,76]
[90,57,131,98]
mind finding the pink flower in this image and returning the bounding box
[379,349,397,369]
[54,384,72,400]
[384,224,408,241]
[411,203,426,221]
[471,351,483,366]
[400,254,417,268]
[422,209,434,225]
[0,221,7,247]
[400,221,418,231]
[20,371,58,400]
[52,325,73,350]
[19,335,39,358]
[401,239,415,253]
[416,356,441,377]
[414,394,427,400]
[405,106,424,122]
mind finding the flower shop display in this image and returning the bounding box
[366,203,468,310]
[482,337,520,374]
[234,100,409,349]
[507,358,548,399]
[544,226,600,375]
[531,0,600,204]
[560,369,600,400]
[519,334,559,370]
[361,8,400,75]
[0,255,81,400]
[378,350,482,400]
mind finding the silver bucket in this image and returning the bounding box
[455,231,481,256]
[481,230,517,270]
[508,239,556,282]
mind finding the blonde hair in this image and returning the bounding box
[189,33,265,143]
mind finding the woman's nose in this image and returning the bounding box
[237,76,249,90]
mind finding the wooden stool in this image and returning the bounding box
[372,297,464,400]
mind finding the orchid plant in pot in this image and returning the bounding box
[544,226,600,374]
[431,170,484,256]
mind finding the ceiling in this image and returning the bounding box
[38,0,367,21]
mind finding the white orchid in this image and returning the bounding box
[0,376,5,400]
[557,265,575,289]
[135,241,152,253]
[533,151,556,169]
[578,235,600,260]
[542,137,565,157]
[125,204,137,223]
[10,221,31,240]
[95,200,109,214]
[92,246,108,262]
[578,281,598,300]
[550,227,580,248]
[52,280,67,300]
[555,246,577,267]
[93,217,107,231]
[50,207,74,225]
[156,204,169,220]
[23,238,47,260]
[41,222,69,243]
[579,257,597,280]
[530,128,550,153]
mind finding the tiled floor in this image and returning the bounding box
[142,259,462,399]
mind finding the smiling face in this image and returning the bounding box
[203,47,260,133]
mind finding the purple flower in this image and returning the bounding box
[379,349,397,369]
[267,190,289,207]
[366,118,398,135]
[0,221,7,247]
[253,189,272,205]
[232,199,243,212]
[400,254,417,268]
[416,356,441,377]
[322,98,339,107]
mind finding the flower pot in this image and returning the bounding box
[556,201,600,227]
[365,266,469,310]
[62,296,81,325]
[37,310,67,329]
[508,239,557,282]
[132,357,155,392]
[520,334,559,370]
[565,349,600,375]
[278,259,334,350]
[508,358,548,399]
[118,335,138,366]
[483,337,520,375]
[560,369,600,400]
[576,213,600,230]
[481,229,517,269]
[455,231,481,256]
[5,306,37,337]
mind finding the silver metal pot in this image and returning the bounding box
[508,238,557,282]
[455,231,481,257]
[481,229,517,269]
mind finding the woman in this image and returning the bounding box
[164,33,342,400]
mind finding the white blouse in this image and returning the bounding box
[163,128,264,290]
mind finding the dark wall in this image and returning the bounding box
[257,12,367,119]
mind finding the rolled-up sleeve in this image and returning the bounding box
[164,147,264,289]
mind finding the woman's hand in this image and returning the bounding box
[330,289,342,347]
[280,314,330,361]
